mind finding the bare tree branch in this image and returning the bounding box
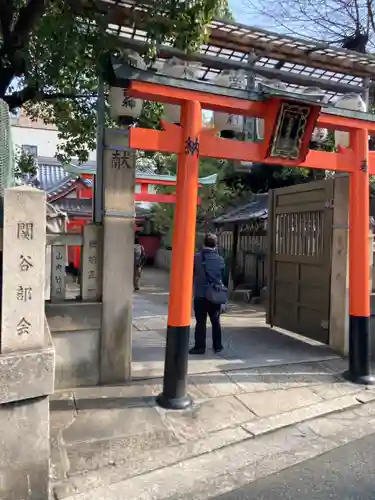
[245,0,374,51]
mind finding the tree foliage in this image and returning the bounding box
[150,153,321,242]
[0,0,230,162]
[150,155,240,240]
[14,146,37,181]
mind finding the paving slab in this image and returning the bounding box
[237,387,323,418]
[132,322,340,379]
[57,424,325,500]
[309,382,363,400]
[188,372,245,399]
[50,373,375,500]
[353,399,375,417]
[53,427,250,499]
[71,380,163,411]
[64,427,178,475]
[52,269,363,499]
[242,394,361,436]
[62,405,170,444]
[157,395,256,443]
[297,408,361,439]
[132,269,340,380]
[226,362,340,394]
[353,389,375,404]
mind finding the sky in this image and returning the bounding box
[229,0,247,22]
[228,0,272,31]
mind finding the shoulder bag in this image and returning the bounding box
[201,251,228,305]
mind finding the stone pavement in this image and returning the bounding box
[131,268,339,379]
[50,268,375,500]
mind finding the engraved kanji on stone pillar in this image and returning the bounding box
[81,224,103,301]
[1,186,46,353]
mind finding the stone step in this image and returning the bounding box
[51,387,370,500]
[52,393,375,500]
[229,288,252,303]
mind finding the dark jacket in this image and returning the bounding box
[193,248,225,298]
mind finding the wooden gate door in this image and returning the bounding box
[267,180,334,344]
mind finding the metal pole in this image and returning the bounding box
[94,77,105,223]
[362,77,370,109]
[345,127,375,385]
[244,50,256,143]
[156,100,201,410]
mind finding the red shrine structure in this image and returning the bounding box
[37,156,216,266]
[100,6,375,409]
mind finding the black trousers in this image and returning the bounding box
[194,297,222,350]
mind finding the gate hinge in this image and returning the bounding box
[321,320,329,330]
[324,199,334,209]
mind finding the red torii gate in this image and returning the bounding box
[108,61,375,409]
[63,166,215,205]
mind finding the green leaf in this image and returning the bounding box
[0,0,230,162]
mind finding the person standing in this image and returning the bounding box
[189,233,226,355]
[134,236,146,291]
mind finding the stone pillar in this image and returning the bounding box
[1,186,46,352]
[50,245,67,302]
[45,245,51,301]
[329,176,374,356]
[0,186,55,500]
[100,128,135,384]
[81,223,103,301]
[329,176,349,356]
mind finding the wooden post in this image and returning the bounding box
[346,128,374,384]
[229,224,239,292]
[156,100,201,410]
[266,189,276,326]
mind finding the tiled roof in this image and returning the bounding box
[103,0,375,101]
[35,156,217,201]
[52,197,150,218]
[52,198,92,216]
[36,156,157,199]
[214,191,374,227]
[37,159,75,196]
[213,193,269,225]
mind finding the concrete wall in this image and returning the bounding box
[155,248,172,271]
[155,232,205,271]
[11,113,96,161]
[46,303,101,389]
